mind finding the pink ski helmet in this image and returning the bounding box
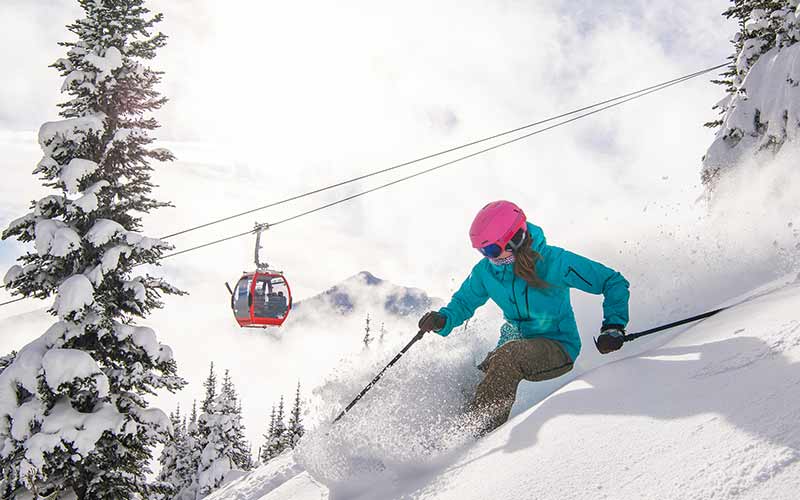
[470,200,527,257]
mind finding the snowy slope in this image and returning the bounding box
[210,276,800,500]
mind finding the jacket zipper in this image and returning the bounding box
[525,284,530,317]
[511,274,522,319]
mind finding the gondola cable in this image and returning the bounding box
[158,62,727,241]
[159,65,716,260]
[1,62,727,309]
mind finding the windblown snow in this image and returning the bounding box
[208,275,800,500]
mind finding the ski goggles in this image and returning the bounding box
[479,229,526,258]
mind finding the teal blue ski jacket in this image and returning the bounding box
[436,222,630,361]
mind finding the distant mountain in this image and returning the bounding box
[294,271,442,318]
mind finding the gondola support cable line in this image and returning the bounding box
[0,62,728,310]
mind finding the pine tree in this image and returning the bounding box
[703,0,800,188]
[287,381,305,449]
[201,362,217,415]
[190,399,198,428]
[0,1,185,497]
[260,405,277,463]
[379,322,386,342]
[194,361,216,473]
[156,405,185,498]
[261,396,290,463]
[196,371,251,497]
[220,370,251,471]
[274,395,288,453]
[363,313,373,348]
[242,443,254,471]
[175,403,201,500]
[706,0,786,129]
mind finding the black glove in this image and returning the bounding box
[595,324,626,354]
[418,311,446,333]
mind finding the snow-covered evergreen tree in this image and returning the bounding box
[220,370,251,471]
[260,396,290,463]
[201,362,217,416]
[703,0,800,188]
[0,1,185,497]
[287,382,305,449]
[274,396,288,453]
[174,402,201,500]
[260,405,277,464]
[241,443,254,471]
[156,405,186,498]
[196,370,251,497]
[363,313,373,348]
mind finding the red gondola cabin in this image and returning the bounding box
[231,271,292,327]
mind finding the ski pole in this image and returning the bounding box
[595,306,730,353]
[333,330,425,423]
[623,306,728,342]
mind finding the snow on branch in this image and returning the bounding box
[53,275,96,320]
[38,115,105,157]
[42,349,109,398]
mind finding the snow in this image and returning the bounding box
[150,147,174,157]
[49,227,82,258]
[34,220,67,257]
[41,349,109,398]
[84,46,123,80]
[101,245,132,275]
[60,70,90,93]
[130,326,160,361]
[205,453,304,500]
[34,195,65,217]
[111,128,146,144]
[33,218,88,258]
[0,323,75,444]
[85,218,125,246]
[124,231,163,251]
[53,275,95,319]
[209,278,800,500]
[38,115,105,155]
[32,155,57,175]
[3,266,22,286]
[705,41,800,173]
[258,473,328,500]
[130,406,170,435]
[123,278,147,304]
[25,399,125,468]
[70,180,110,214]
[9,400,45,441]
[59,158,98,194]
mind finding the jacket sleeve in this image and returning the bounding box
[555,249,630,328]
[436,267,490,337]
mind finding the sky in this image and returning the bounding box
[0,0,737,300]
[6,0,800,466]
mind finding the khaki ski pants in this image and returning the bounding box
[471,337,573,436]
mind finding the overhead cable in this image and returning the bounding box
[160,64,722,259]
[159,63,727,240]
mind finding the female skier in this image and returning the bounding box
[418,200,631,435]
